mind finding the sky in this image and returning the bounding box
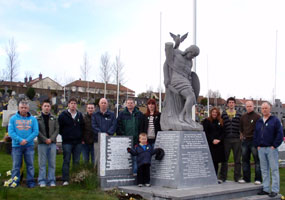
[0,0,285,103]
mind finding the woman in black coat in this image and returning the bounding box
[143,99,161,146]
[202,107,225,177]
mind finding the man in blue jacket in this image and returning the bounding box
[8,100,39,188]
[254,102,283,198]
[58,97,84,186]
[92,98,116,168]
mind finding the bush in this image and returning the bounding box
[26,88,36,100]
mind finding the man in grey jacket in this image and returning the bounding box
[37,99,59,187]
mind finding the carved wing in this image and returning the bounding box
[169,32,176,40]
[180,32,188,43]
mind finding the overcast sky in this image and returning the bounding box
[0,0,284,103]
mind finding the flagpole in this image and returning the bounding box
[192,0,197,121]
[159,12,162,112]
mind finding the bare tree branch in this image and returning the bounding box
[80,52,91,81]
[5,38,19,84]
[99,52,111,83]
[112,54,125,85]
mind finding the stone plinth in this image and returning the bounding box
[151,131,217,188]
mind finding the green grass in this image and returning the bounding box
[0,151,118,200]
[0,118,6,140]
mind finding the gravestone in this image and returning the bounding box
[151,131,217,188]
[2,97,18,127]
[278,142,285,168]
[98,133,136,188]
[28,100,38,115]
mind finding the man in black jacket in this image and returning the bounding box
[58,98,84,186]
[82,103,95,165]
[219,97,242,182]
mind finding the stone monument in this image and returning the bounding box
[160,39,203,131]
[151,34,217,189]
[2,95,18,127]
[98,133,136,188]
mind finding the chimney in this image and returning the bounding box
[39,73,42,80]
[29,76,32,82]
[24,77,28,83]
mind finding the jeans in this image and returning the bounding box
[82,143,94,164]
[38,143,57,185]
[258,147,280,193]
[219,138,241,181]
[62,143,82,182]
[132,156,137,174]
[12,145,35,187]
[241,140,261,182]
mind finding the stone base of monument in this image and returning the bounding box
[118,182,282,200]
[98,133,136,188]
[151,131,217,188]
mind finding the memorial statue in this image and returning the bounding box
[161,36,203,131]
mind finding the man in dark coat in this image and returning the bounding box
[58,97,84,186]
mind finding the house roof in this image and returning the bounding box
[65,80,135,93]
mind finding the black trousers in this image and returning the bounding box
[137,164,150,184]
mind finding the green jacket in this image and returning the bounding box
[116,107,144,145]
[37,113,59,144]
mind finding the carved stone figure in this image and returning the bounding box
[161,39,203,131]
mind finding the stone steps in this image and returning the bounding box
[118,181,280,200]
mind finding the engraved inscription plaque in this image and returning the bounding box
[151,131,218,188]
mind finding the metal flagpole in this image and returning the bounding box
[116,50,120,117]
[159,12,162,112]
[192,0,197,121]
[207,55,210,117]
[274,30,278,104]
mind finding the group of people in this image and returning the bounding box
[7,96,284,195]
[202,97,283,198]
[7,97,161,188]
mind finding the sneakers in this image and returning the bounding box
[217,180,223,184]
[62,181,69,186]
[238,179,246,184]
[254,181,261,185]
[138,184,143,187]
[50,183,56,187]
[39,184,46,188]
[145,184,151,187]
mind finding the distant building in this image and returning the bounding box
[64,79,135,101]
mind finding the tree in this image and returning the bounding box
[99,52,111,98]
[112,54,125,85]
[80,52,91,81]
[208,89,221,98]
[200,98,208,106]
[5,38,20,85]
[26,87,36,100]
[80,52,91,100]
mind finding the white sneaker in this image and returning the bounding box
[50,183,56,187]
[137,184,143,187]
[40,184,46,187]
[62,181,69,186]
[254,181,261,185]
[145,184,151,187]
[238,179,246,184]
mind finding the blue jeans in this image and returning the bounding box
[62,143,82,182]
[241,140,261,182]
[12,145,35,187]
[258,147,280,193]
[82,144,94,164]
[38,143,57,185]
